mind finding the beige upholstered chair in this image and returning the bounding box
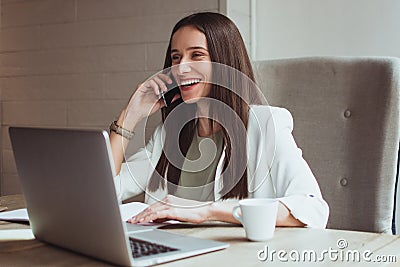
[254,57,400,233]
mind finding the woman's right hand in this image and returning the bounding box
[127,73,171,118]
[111,73,179,175]
[120,73,179,130]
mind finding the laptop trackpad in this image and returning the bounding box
[125,222,160,232]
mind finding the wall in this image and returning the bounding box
[255,0,400,60]
[223,0,251,54]
[0,0,219,195]
[0,0,2,196]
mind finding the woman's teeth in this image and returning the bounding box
[180,79,201,87]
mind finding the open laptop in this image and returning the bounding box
[9,127,228,266]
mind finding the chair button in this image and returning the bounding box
[344,109,352,118]
[340,178,348,186]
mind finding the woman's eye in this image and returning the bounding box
[171,55,181,61]
[192,53,203,58]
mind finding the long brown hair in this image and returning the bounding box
[148,12,262,200]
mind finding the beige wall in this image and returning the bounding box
[0,0,2,196]
[255,0,400,60]
[224,0,251,54]
[0,0,220,195]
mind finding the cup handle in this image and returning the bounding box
[232,206,243,224]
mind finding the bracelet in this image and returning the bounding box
[110,121,135,140]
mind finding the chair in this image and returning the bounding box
[254,57,400,233]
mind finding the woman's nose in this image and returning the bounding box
[177,61,191,74]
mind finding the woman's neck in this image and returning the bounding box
[196,103,221,137]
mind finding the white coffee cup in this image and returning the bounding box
[232,198,278,241]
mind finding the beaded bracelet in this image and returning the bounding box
[109,120,135,140]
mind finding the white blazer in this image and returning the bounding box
[114,105,330,228]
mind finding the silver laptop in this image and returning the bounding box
[9,127,228,267]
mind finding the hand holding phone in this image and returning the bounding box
[159,87,180,107]
[157,71,180,107]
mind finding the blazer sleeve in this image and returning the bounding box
[113,125,161,202]
[269,108,330,228]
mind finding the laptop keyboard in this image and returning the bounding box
[129,237,179,258]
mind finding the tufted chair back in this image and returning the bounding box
[254,57,400,233]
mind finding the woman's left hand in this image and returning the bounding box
[127,195,212,224]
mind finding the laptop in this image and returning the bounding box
[9,127,228,266]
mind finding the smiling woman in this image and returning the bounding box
[169,25,212,102]
[109,12,329,229]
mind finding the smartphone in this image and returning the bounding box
[161,87,180,107]
[159,72,180,107]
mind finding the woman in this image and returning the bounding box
[110,12,329,228]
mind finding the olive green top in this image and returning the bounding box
[175,130,224,201]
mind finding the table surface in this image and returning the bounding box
[1,195,400,267]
